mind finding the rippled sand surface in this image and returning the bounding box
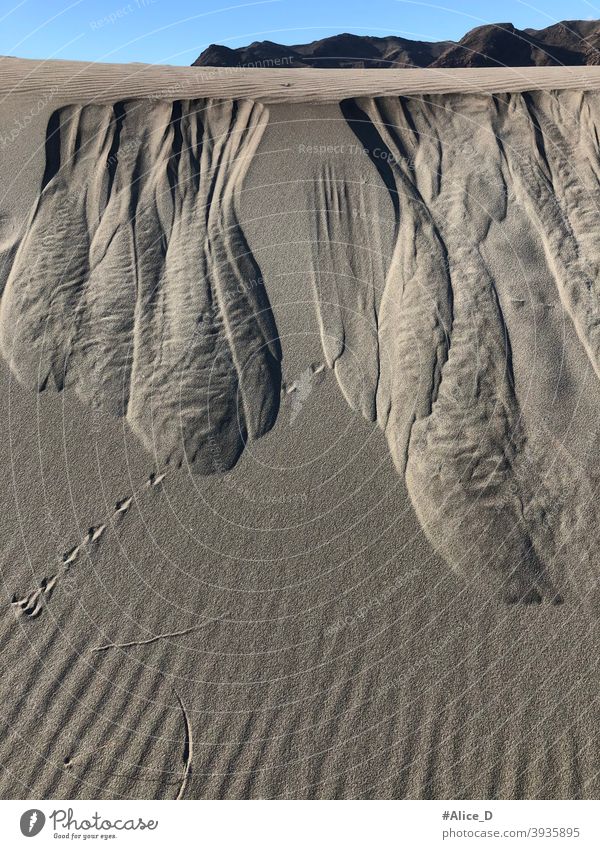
[0,59,599,799]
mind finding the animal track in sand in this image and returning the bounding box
[114,496,133,517]
[282,362,326,396]
[10,470,167,619]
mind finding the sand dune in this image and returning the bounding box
[4,81,600,603]
[2,59,600,800]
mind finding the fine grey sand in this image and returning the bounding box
[1,58,600,799]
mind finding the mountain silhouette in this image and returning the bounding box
[193,20,600,69]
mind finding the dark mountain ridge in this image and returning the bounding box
[193,20,600,69]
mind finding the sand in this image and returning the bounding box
[0,57,600,799]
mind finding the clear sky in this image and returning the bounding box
[2,0,599,66]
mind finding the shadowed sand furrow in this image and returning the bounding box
[346,99,453,473]
[138,98,281,470]
[130,96,280,469]
[66,100,176,418]
[0,98,280,473]
[297,91,600,603]
[0,105,115,391]
[499,93,600,382]
[391,97,552,604]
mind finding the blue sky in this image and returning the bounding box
[2,0,599,66]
